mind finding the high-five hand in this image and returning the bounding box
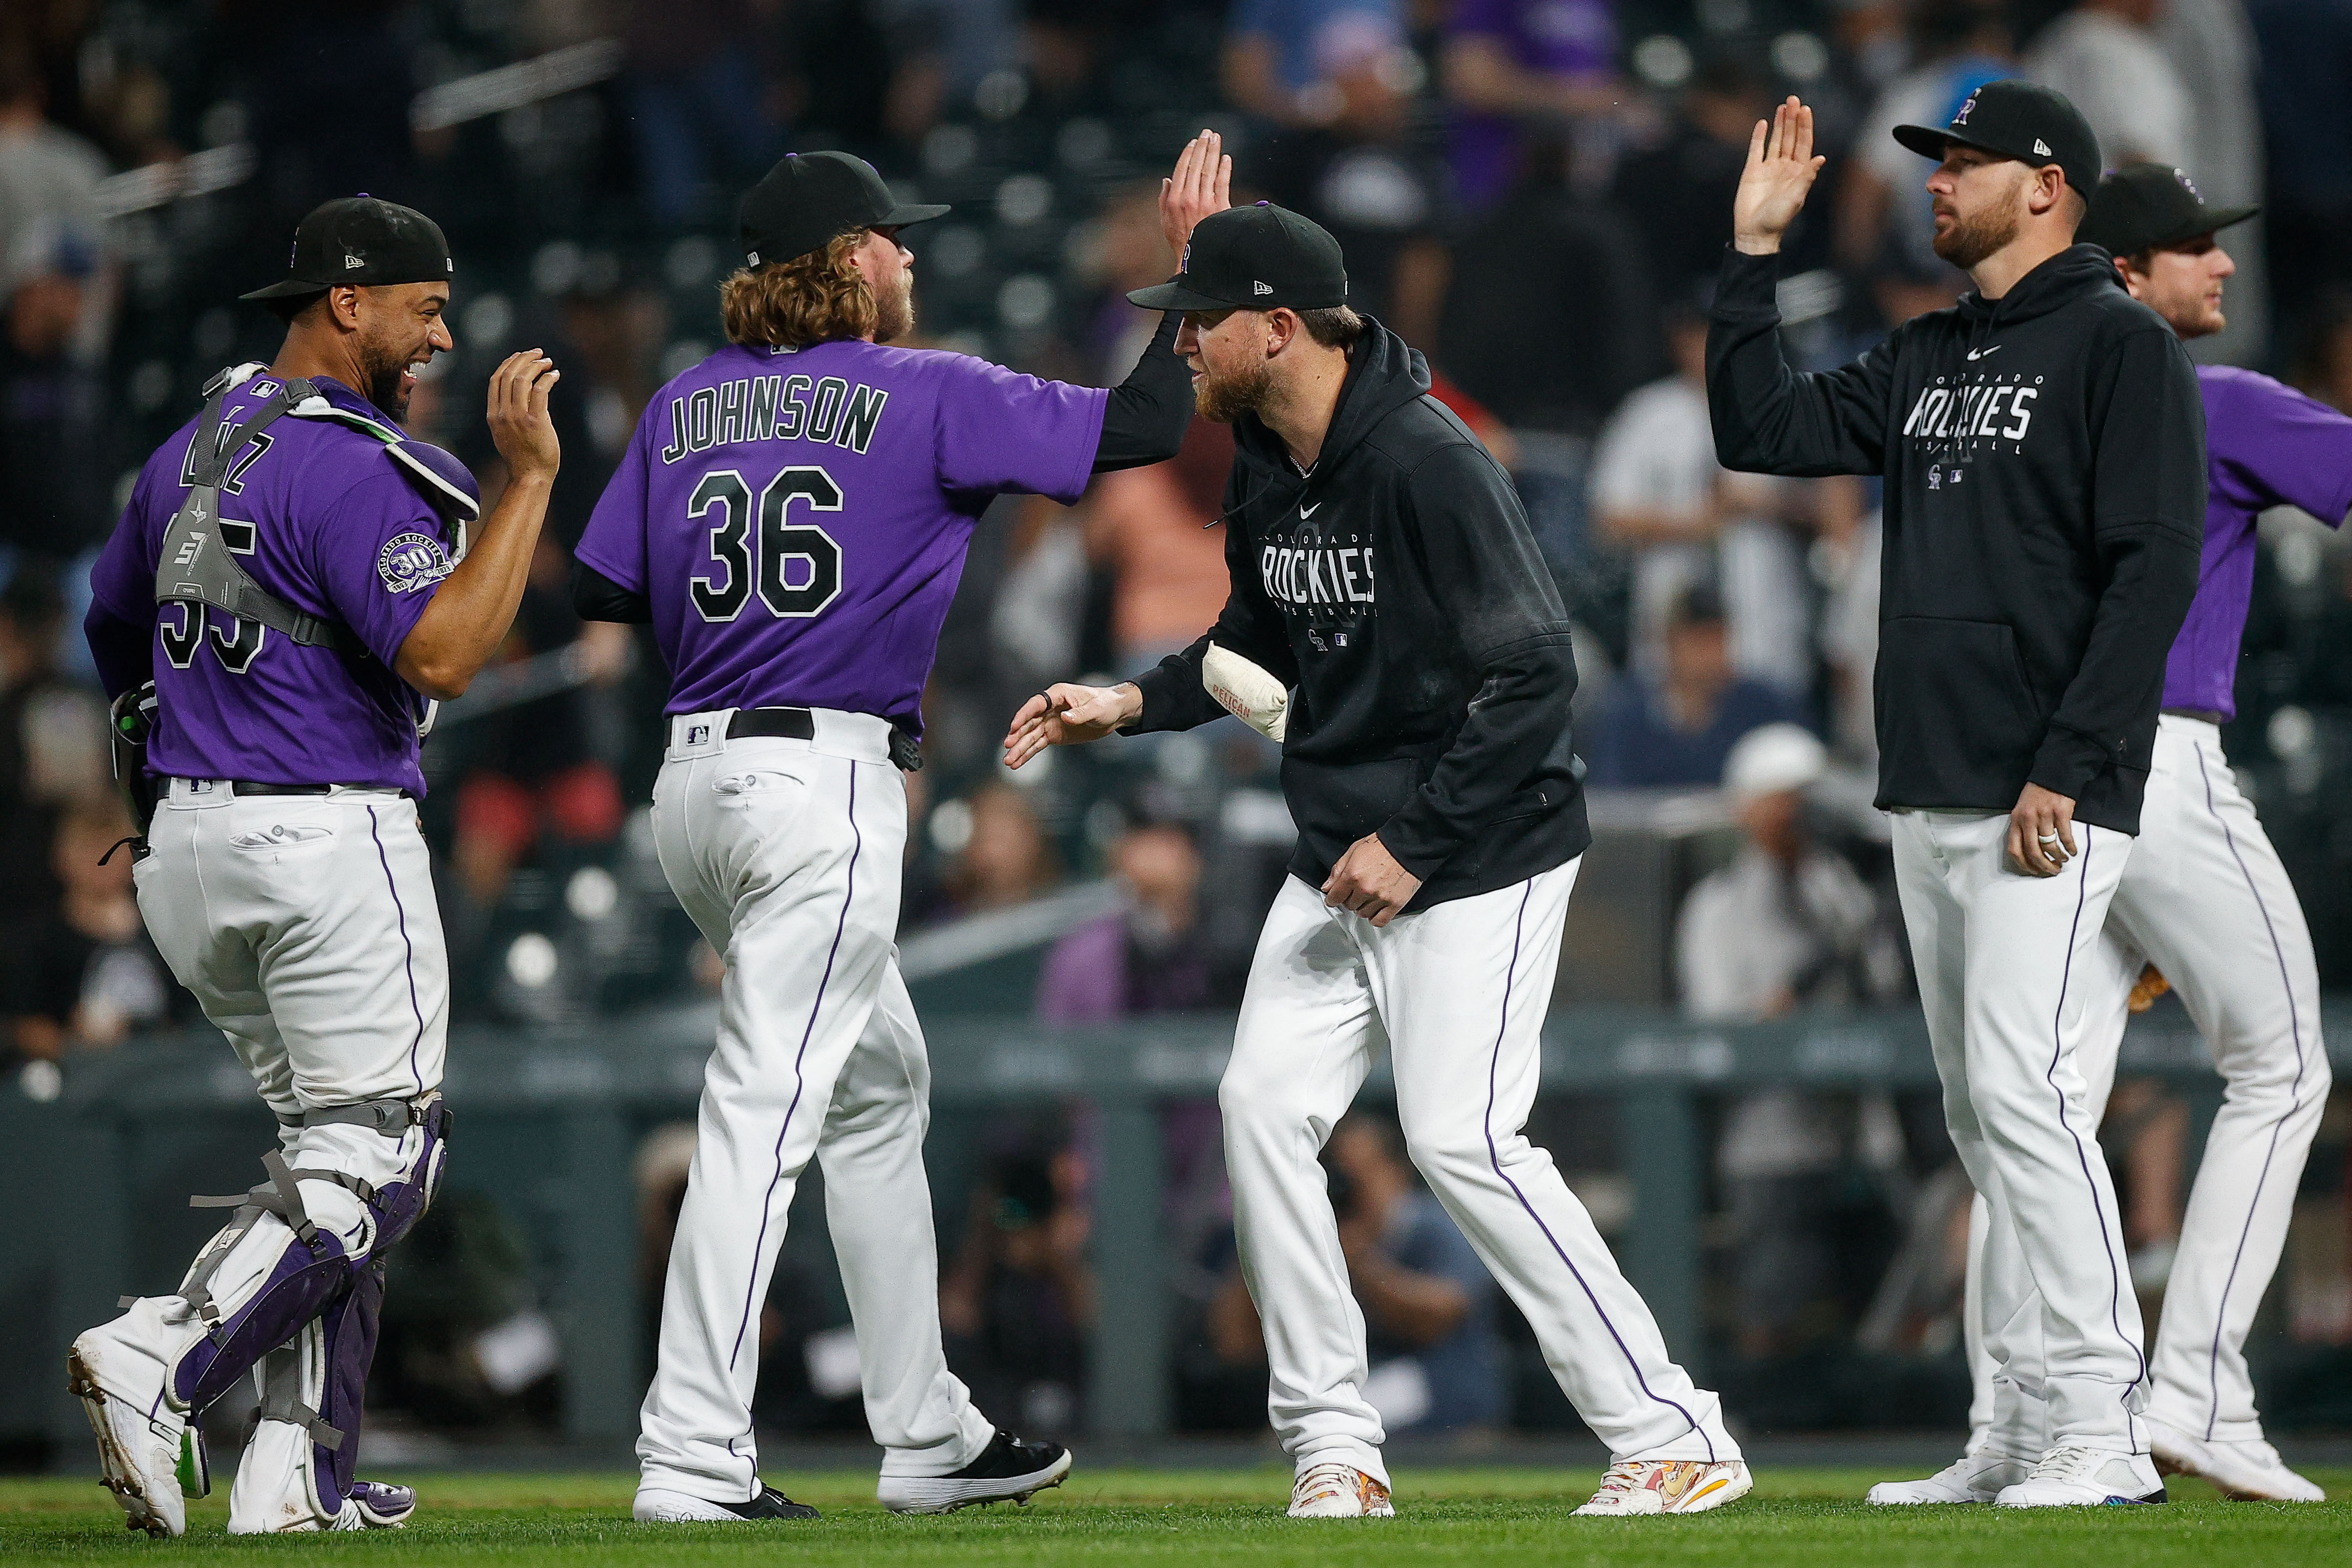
[1002,682,1142,771]
[1161,130,1233,260]
[1733,96,1827,256]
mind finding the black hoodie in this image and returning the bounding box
[1128,319,1589,909]
[1707,243,2204,834]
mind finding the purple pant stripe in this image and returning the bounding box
[365,805,427,1097]
[1480,879,1710,1460]
[726,759,861,1375]
[2190,744,2314,1440]
[2039,828,2148,1421]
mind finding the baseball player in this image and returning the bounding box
[1713,86,2206,1506]
[70,195,561,1535]
[1002,203,1752,1520]
[569,142,1205,1522]
[1933,163,2340,1504]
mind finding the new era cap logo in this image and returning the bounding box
[1253,279,1273,295]
[2033,138,2052,157]
[344,253,364,269]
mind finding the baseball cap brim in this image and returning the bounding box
[1126,279,1246,310]
[2160,203,2262,246]
[1890,124,2019,166]
[878,201,951,230]
[237,279,333,301]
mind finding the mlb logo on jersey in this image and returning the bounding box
[377,532,454,593]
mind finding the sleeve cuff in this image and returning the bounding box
[1127,662,1189,734]
[1712,246,1782,318]
[1375,817,1455,881]
[2029,724,2119,802]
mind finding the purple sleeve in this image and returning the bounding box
[576,410,653,592]
[87,464,160,623]
[312,473,455,668]
[2222,372,2352,528]
[85,600,151,700]
[935,356,1108,507]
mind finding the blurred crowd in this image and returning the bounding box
[5,0,2352,1439]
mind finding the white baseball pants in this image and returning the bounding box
[1219,860,1738,1480]
[1964,717,2331,1449]
[1893,808,2149,1455]
[134,779,448,1117]
[638,709,992,1504]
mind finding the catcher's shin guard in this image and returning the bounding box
[229,1261,390,1534]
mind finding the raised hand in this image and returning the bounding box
[1161,129,1233,261]
[1733,97,1827,256]
[486,349,561,480]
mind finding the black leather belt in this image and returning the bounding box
[2161,708,2229,726]
[233,782,331,796]
[728,706,816,741]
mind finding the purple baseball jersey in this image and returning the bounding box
[2163,366,2352,719]
[1447,0,1617,211]
[87,373,463,794]
[576,339,1107,725]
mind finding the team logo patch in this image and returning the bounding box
[378,532,453,593]
[2174,167,2202,198]
[1952,89,1978,127]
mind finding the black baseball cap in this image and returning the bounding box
[241,195,453,301]
[1127,203,1348,312]
[1893,79,2102,206]
[738,151,949,268]
[2080,162,2259,257]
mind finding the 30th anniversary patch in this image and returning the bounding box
[378,532,453,594]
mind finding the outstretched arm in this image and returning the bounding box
[1094,132,1233,473]
[1708,98,1894,477]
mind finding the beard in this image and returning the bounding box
[1194,360,1272,424]
[357,329,414,421]
[1932,195,2023,271]
[872,268,915,343]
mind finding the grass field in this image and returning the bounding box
[3,1466,2346,1567]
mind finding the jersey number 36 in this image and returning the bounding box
[688,465,843,622]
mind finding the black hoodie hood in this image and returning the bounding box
[1953,242,2127,356]
[1225,317,1432,519]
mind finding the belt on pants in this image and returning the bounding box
[173,780,415,799]
[715,706,922,770]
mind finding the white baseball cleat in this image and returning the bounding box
[1287,1461,1394,1518]
[1573,1459,1752,1515]
[67,1313,198,1539]
[878,1430,1072,1513]
[1995,1443,2166,1507]
[1865,1452,2030,1504]
[633,1484,821,1521]
[2148,1419,2325,1502]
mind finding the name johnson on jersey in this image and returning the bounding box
[657,369,890,463]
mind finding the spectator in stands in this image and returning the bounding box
[1222,0,1407,128]
[0,570,106,909]
[1037,819,1242,1022]
[1581,583,1811,789]
[1838,0,2010,285]
[941,1146,1094,1435]
[1439,0,1627,215]
[1209,1114,1506,1434]
[2023,0,2190,168]
[2,803,179,1065]
[447,537,629,914]
[1084,424,1237,673]
[1610,54,1787,309]
[0,44,108,309]
[1245,15,1451,340]
[1590,305,1848,694]
[621,0,785,226]
[932,784,1061,921]
[1678,725,1907,1358]
[2254,0,2352,339]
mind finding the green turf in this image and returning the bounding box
[3,1466,2346,1567]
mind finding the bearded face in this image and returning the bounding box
[1931,161,2028,271]
[872,261,916,344]
[1195,359,1273,423]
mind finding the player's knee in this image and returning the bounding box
[1397,1116,1487,1187]
[1216,1061,1314,1145]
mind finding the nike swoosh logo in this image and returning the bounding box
[1966,346,2003,360]
[1300,502,1321,517]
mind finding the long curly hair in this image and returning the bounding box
[719,231,877,349]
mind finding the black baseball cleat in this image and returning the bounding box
[634,1483,821,1521]
[877,1430,1073,1514]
